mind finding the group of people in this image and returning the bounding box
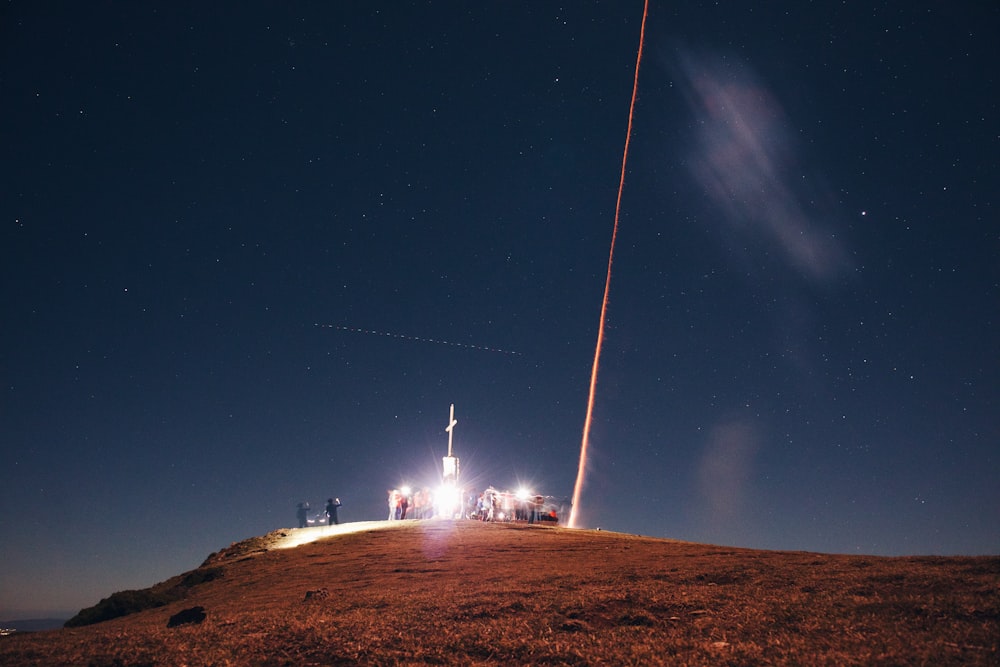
[295,497,342,528]
[471,488,553,524]
[386,488,436,520]
[293,488,559,527]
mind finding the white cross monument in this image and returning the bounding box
[439,403,461,517]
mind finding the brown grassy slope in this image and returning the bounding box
[1,520,997,666]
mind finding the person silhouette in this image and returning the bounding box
[325,497,342,525]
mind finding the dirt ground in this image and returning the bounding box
[1,520,997,665]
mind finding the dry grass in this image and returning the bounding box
[2,520,997,665]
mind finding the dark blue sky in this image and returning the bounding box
[2,2,997,617]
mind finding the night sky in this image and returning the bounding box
[2,2,997,618]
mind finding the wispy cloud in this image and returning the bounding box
[697,419,760,523]
[675,50,850,282]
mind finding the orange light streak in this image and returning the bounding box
[568,0,648,529]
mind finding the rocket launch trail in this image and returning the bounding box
[568,0,649,529]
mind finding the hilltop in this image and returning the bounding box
[0,520,997,665]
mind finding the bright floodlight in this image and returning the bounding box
[400,485,412,497]
[516,487,531,501]
[436,484,461,519]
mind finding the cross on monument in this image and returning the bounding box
[445,403,457,457]
[442,403,460,489]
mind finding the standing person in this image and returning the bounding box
[388,489,401,520]
[296,502,309,528]
[529,495,543,524]
[412,489,424,519]
[399,492,409,520]
[325,497,342,525]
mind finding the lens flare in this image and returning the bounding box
[568,0,648,530]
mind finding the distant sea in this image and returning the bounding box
[0,618,68,633]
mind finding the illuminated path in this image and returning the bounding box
[273,520,419,550]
